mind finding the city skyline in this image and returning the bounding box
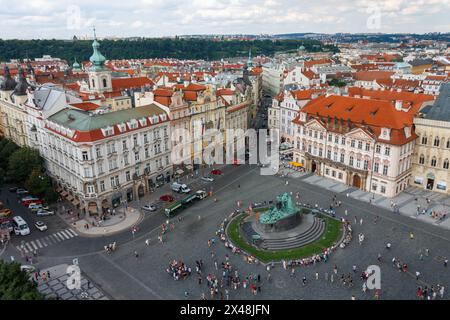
[0,0,449,39]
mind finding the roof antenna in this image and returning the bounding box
[93,25,97,40]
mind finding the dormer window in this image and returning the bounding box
[101,126,114,137]
[128,119,138,130]
[404,127,411,139]
[380,128,390,140]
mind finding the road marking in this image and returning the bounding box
[25,243,33,252]
[30,241,38,250]
[35,239,43,248]
[60,230,72,239]
[55,232,66,241]
[51,234,62,242]
[66,229,78,237]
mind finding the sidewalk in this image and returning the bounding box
[287,168,450,230]
[71,207,143,237]
[36,264,109,300]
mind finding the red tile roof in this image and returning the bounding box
[352,71,394,81]
[304,59,332,69]
[291,89,325,100]
[111,77,154,91]
[69,102,101,111]
[292,95,418,145]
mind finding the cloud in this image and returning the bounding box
[0,0,448,39]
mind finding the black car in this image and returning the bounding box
[8,187,18,193]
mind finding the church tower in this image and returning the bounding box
[88,28,112,93]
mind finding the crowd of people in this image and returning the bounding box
[167,260,191,281]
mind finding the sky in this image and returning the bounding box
[0,0,449,39]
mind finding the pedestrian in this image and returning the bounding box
[344,209,348,216]
[440,286,445,299]
[351,295,356,300]
[315,272,319,280]
[302,276,307,286]
[425,248,430,257]
[214,260,218,270]
[145,239,150,246]
[330,274,334,284]
[362,282,367,293]
[47,271,50,279]
[225,289,229,300]
[291,267,295,278]
[360,218,363,225]
[416,271,420,280]
[134,251,139,259]
[410,232,414,240]
[352,265,357,273]
[444,259,448,267]
[184,291,189,299]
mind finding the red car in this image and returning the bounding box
[160,195,174,202]
[211,169,222,175]
[22,198,43,206]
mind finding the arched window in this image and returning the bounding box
[91,79,95,88]
[446,139,450,148]
[103,78,107,88]
[431,157,437,167]
[421,136,428,145]
[434,136,440,147]
[419,154,425,165]
[444,159,449,169]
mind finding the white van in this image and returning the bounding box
[13,216,30,236]
[171,182,191,193]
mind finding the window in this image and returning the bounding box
[383,165,388,175]
[96,147,101,158]
[122,140,127,150]
[327,150,331,159]
[447,140,450,149]
[135,152,140,162]
[126,171,131,181]
[91,79,95,88]
[384,147,390,156]
[340,153,345,163]
[318,148,323,157]
[349,156,354,166]
[87,185,95,194]
[419,155,425,164]
[444,159,449,169]
[431,157,437,167]
[333,152,338,161]
[357,141,363,149]
[375,145,381,153]
[144,134,148,144]
[380,186,386,194]
[100,180,105,192]
[314,131,318,139]
[341,137,346,145]
[319,132,323,140]
[374,162,379,173]
[363,160,369,170]
[328,134,332,142]
[145,148,149,158]
[326,168,330,175]
[351,140,355,148]
[103,78,107,88]
[422,136,428,145]
[82,151,88,161]
[335,136,339,144]
[308,145,311,153]
[338,172,343,180]
[434,137,440,147]
[356,159,361,168]
[365,143,370,151]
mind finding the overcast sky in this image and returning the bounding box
[0,0,449,39]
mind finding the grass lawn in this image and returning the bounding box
[227,213,343,263]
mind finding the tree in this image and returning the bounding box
[25,168,58,203]
[0,261,44,300]
[0,140,19,171]
[7,148,43,183]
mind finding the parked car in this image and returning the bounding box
[34,221,48,232]
[16,188,29,195]
[22,198,43,206]
[28,203,43,212]
[160,195,174,202]
[211,169,222,175]
[201,176,214,182]
[36,209,55,216]
[0,218,14,233]
[142,204,157,212]
[12,216,31,236]
[0,208,12,218]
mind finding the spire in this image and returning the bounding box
[89,26,107,71]
[247,49,253,68]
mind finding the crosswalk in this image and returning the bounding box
[16,228,78,253]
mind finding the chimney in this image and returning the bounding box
[395,100,403,111]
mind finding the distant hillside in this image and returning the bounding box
[0,38,338,62]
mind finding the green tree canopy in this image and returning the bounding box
[7,148,43,183]
[0,261,44,300]
[25,168,58,203]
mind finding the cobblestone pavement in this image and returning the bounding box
[37,264,109,300]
